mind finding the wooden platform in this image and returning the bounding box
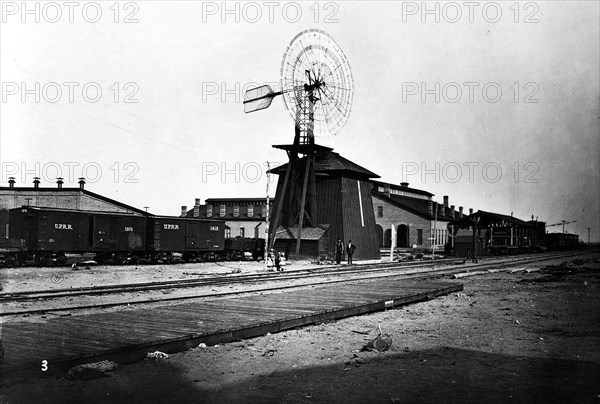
[0,278,462,375]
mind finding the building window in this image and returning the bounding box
[219,204,226,217]
[225,227,231,238]
[240,227,245,238]
[417,229,423,245]
[233,205,239,217]
[206,205,212,217]
[261,205,267,218]
[377,206,383,218]
[247,205,254,217]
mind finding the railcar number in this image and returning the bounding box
[209,226,219,231]
[124,227,133,232]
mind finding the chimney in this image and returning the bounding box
[400,182,409,187]
[33,177,40,188]
[443,195,449,207]
[428,200,433,216]
[181,205,188,217]
[459,206,464,218]
[450,205,455,219]
[384,183,391,197]
[57,177,64,189]
[78,177,85,189]
[469,208,474,216]
[8,177,15,188]
[193,198,201,218]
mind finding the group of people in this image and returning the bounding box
[267,239,356,270]
[267,249,286,271]
[335,239,356,265]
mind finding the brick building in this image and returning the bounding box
[182,197,272,240]
[371,181,467,251]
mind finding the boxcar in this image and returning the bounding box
[9,206,89,264]
[89,213,148,263]
[150,216,224,262]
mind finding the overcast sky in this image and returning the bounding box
[1,1,598,240]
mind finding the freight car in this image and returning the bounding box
[544,232,580,250]
[1,206,225,265]
[223,236,265,261]
[151,216,224,263]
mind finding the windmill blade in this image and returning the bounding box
[244,84,302,113]
[244,85,284,113]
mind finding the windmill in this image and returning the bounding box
[244,29,360,259]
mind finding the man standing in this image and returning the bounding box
[274,250,281,272]
[346,240,356,265]
[335,239,344,264]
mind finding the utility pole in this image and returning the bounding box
[432,202,437,260]
[588,227,591,244]
[264,162,271,272]
[389,224,395,262]
[562,220,566,234]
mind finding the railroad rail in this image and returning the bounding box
[1,251,583,302]
[0,251,591,317]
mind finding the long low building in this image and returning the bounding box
[0,178,148,239]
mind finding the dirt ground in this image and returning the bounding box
[1,253,599,403]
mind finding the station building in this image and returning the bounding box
[371,180,467,251]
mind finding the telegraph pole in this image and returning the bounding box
[588,227,591,244]
[264,162,271,272]
[432,202,437,260]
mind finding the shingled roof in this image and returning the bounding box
[372,190,458,222]
[269,151,379,179]
[272,225,329,240]
[371,180,434,197]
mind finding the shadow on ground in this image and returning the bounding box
[2,346,598,404]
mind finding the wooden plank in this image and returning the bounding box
[0,279,462,374]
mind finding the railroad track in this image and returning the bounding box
[0,250,591,317]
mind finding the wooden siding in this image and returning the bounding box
[340,178,380,260]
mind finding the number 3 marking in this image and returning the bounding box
[41,360,48,371]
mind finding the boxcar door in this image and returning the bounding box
[91,215,111,251]
[186,220,199,252]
